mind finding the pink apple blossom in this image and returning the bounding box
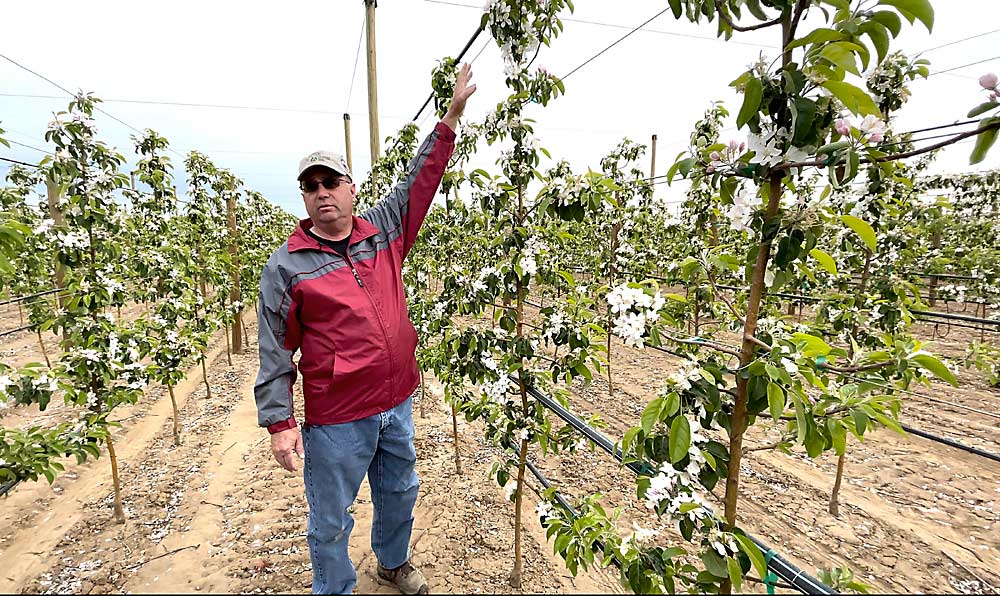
[980,73,999,90]
[710,151,721,161]
[859,115,887,143]
[835,118,851,137]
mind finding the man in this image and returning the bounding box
[254,64,475,595]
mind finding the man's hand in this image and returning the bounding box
[442,63,477,132]
[271,427,305,472]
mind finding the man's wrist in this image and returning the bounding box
[441,114,460,133]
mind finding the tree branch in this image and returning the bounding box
[714,0,783,32]
[664,332,743,358]
[706,264,746,326]
[774,121,1000,172]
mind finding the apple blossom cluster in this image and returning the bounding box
[517,236,547,279]
[482,0,561,80]
[606,283,665,348]
[643,457,713,526]
[835,114,888,144]
[748,124,808,168]
[866,51,917,114]
[724,186,754,233]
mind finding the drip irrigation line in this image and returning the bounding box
[515,449,624,570]
[412,25,485,122]
[518,379,834,594]
[0,478,22,498]
[915,316,1000,335]
[910,308,999,327]
[560,8,669,82]
[843,372,1000,421]
[0,323,33,339]
[900,424,1000,464]
[0,287,61,307]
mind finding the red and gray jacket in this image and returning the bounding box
[254,122,456,433]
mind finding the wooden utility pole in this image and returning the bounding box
[343,113,354,172]
[226,193,243,354]
[650,134,657,179]
[364,0,381,161]
[44,177,67,346]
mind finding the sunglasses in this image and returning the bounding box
[300,177,351,193]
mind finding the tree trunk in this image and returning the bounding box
[200,354,212,400]
[419,369,428,419]
[509,437,529,588]
[829,450,846,516]
[106,433,126,524]
[37,330,50,368]
[241,317,251,348]
[724,174,782,537]
[224,322,233,366]
[168,383,181,446]
[17,302,23,326]
[452,404,463,475]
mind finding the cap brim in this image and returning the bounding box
[297,163,348,181]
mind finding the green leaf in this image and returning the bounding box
[792,332,832,357]
[970,118,1000,165]
[870,10,902,36]
[823,81,881,116]
[641,397,662,435]
[809,248,838,275]
[668,0,682,19]
[786,27,846,50]
[735,534,767,581]
[737,77,763,128]
[852,409,869,436]
[967,101,999,119]
[816,139,851,155]
[727,555,743,593]
[909,353,958,386]
[828,419,848,455]
[767,382,786,422]
[669,415,691,464]
[820,42,860,75]
[861,22,890,64]
[873,412,906,435]
[878,0,934,31]
[840,214,877,251]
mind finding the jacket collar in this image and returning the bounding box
[287,216,380,253]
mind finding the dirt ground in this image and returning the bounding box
[0,295,997,594]
[0,305,621,595]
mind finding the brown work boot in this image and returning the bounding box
[376,561,429,595]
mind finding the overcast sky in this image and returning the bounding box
[2,1,998,217]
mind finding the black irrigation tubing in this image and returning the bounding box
[900,424,1000,464]
[0,287,62,307]
[0,478,22,498]
[539,273,1000,454]
[0,323,33,339]
[910,308,1000,328]
[518,379,835,595]
[515,449,625,571]
[915,317,1000,335]
[412,24,485,122]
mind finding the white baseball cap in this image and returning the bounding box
[297,150,352,180]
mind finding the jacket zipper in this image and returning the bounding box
[341,250,396,397]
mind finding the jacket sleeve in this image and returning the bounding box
[361,121,456,258]
[254,255,301,434]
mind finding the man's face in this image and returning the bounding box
[300,167,356,229]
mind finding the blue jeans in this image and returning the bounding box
[302,395,419,594]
